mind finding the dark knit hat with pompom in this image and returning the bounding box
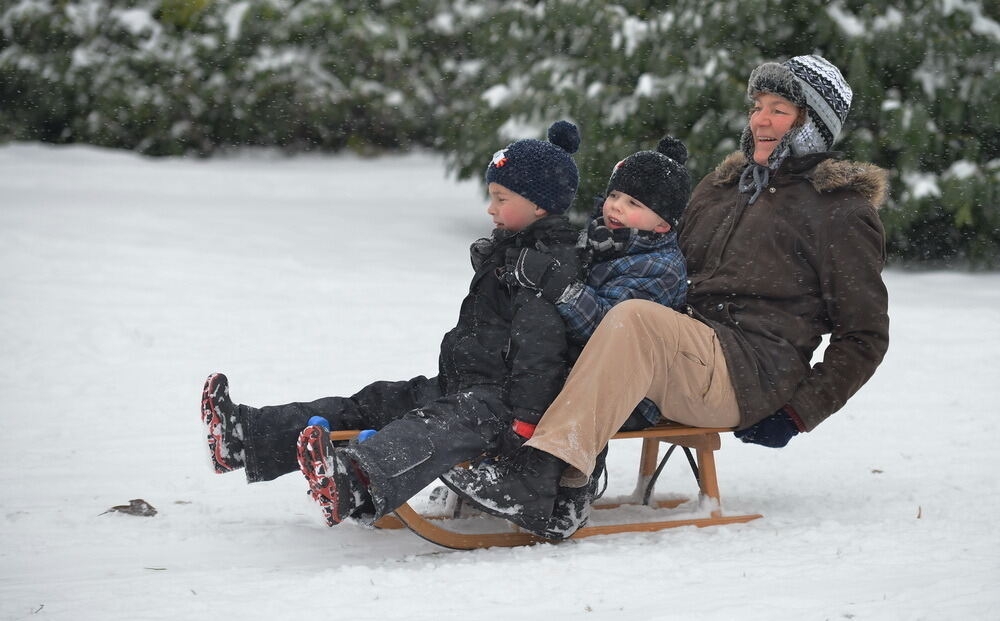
[605,136,691,228]
[485,120,581,215]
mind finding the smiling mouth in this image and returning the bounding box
[606,216,624,228]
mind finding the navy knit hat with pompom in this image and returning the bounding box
[485,120,581,215]
[605,135,691,228]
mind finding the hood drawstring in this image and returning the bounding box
[738,163,770,206]
[739,143,793,205]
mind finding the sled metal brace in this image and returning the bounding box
[328,422,763,550]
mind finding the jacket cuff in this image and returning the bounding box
[783,404,807,432]
[555,280,585,306]
[512,419,537,438]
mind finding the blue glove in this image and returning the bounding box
[734,407,801,448]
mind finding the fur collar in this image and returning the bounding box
[712,151,889,210]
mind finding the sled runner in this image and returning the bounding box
[329,421,762,549]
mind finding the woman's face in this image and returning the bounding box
[749,93,802,165]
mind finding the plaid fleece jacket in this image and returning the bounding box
[555,223,688,424]
[557,228,687,343]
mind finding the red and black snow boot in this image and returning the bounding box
[297,425,373,526]
[201,373,246,473]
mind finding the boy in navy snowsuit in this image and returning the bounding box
[201,121,585,525]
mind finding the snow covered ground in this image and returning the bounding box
[1,143,998,621]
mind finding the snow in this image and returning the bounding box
[113,7,158,38]
[941,0,1000,40]
[496,116,549,144]
[902,171,941,199]
[945,159,978,180]
[618,16,651,57]
[635,74,657,98]
[826,3,865,37]
[481,84,512,109]
[828,3,906,35]
[1,143,999,620]
[223,2,250,42]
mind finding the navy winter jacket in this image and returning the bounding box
[437,215,582,417]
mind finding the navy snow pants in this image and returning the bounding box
[240,375,508,519]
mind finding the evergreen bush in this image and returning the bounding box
[1,0,997,266]
[431,0,1000,267]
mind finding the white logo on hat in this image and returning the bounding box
[491,149,509,167]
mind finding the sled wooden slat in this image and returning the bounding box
[330,421,762,549]
[372,496,695,531]
[329,430,369,441]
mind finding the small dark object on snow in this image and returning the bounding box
[102,498,157,517]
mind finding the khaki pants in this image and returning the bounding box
[526,299,740,485]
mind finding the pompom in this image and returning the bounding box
[547,120,580,154]
[657,135,688,164]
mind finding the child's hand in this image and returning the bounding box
[497,425,529,457]
[469,237,495,272]
[503,248,577,303]
[587,223,633,259]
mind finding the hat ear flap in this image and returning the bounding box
[787,117,828,155]
[740,125,755,162]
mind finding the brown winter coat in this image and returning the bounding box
[677,151,890,431]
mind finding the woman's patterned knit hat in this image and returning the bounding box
[485,120,581,215]
[605,135,691,228]
[740,54,853,165]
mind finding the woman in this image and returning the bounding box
[444,54,891,539]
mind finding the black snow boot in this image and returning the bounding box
[441,446,567,538]
[541,446,609,540]
[201,373,246,473]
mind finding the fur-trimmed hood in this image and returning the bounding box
[711,151,889,210]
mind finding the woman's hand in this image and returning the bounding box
[734,406,804,448]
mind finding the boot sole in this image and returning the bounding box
[297,425,346,526]
[201,373,237,474]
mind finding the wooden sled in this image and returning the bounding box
[329,422,762,550]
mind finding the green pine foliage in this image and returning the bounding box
[1,0,997,266]
[0,0,443,154]
[431,0,1000,267]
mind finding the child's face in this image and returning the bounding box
[487,183,547,232]
[602,191,671,233]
